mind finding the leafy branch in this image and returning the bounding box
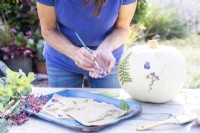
[0,69,48,133]
[119,53,133,85]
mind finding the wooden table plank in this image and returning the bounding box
[8,88,200,133]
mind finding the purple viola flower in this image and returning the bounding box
[24,36,29,40]
[144,62,150,69]
[26,31,32,36]
[10,28,17,34]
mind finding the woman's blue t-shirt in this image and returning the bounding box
[36,0,136,74]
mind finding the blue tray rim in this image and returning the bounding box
[24,90,142,132]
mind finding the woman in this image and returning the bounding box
[36,0,137,88]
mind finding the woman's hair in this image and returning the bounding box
[84,0,106,16]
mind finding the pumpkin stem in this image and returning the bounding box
[148,40,158,48]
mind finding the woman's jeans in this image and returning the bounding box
[46,63,121,88]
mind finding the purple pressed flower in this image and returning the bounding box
[10,28,17,33]
[99,71,105,76]
[146,72,160,93]
[26,31,32,36]
[150,72,155,77]
[156,76,160,80]
[58,114,63,117]
[46,104,53,108]
[51,99,59,103]
[144,62,150,69]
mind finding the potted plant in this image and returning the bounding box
[0,27,35,75]
[34,39,47,74]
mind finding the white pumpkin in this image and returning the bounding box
[118,40,186,103]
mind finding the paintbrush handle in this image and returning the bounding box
[75,32,103,72]
[136,117,177,131]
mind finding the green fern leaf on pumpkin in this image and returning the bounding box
[119,53,133,85]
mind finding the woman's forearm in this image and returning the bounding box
[42,29,79,60]
[99,2,137,52]
[98,28,129,51]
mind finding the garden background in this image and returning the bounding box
[0,0,199,89]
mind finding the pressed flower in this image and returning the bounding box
[144,62,150,69]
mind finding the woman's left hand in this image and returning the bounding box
[89,46,116,78]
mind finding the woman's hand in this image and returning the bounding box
[74,47,95,71]
[89,46,116,78]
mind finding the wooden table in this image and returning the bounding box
[9,88,200,133]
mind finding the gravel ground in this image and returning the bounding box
[32,79,49,87]
[32,75,89,87]
[32,74,49,87]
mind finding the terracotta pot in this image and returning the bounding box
[35,61,47,74]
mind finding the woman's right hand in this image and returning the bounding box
[73,47,95,71]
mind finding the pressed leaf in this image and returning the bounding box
[119,53,133,85]
[118,99,129,111]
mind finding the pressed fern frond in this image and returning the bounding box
[119,53,133,85]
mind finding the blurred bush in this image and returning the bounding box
[0,0,41,41]
[0,22,15,47]
[125,0,148,47]
[132,0,148,24]
[139,5,187,40]
[189,74,200,89]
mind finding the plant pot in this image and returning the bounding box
[4,58,33,75]
[35,60,47,74]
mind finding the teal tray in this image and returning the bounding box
[24,90,142,131]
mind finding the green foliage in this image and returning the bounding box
[0,103,3,112]
[0,22,14,47]
[15,31,35,51]
[36,39,45,62]
[141,5,187,40]
[0,119,8,133]
[0,69,35,113]
[0,1,22,30]
[189,74,200,89]
[118,99,129,111]
[0,0,42,41]
[133,0,148,24]
[119,53,133,85]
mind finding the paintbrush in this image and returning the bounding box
[136,113,199,131]
[75,32,105,76]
